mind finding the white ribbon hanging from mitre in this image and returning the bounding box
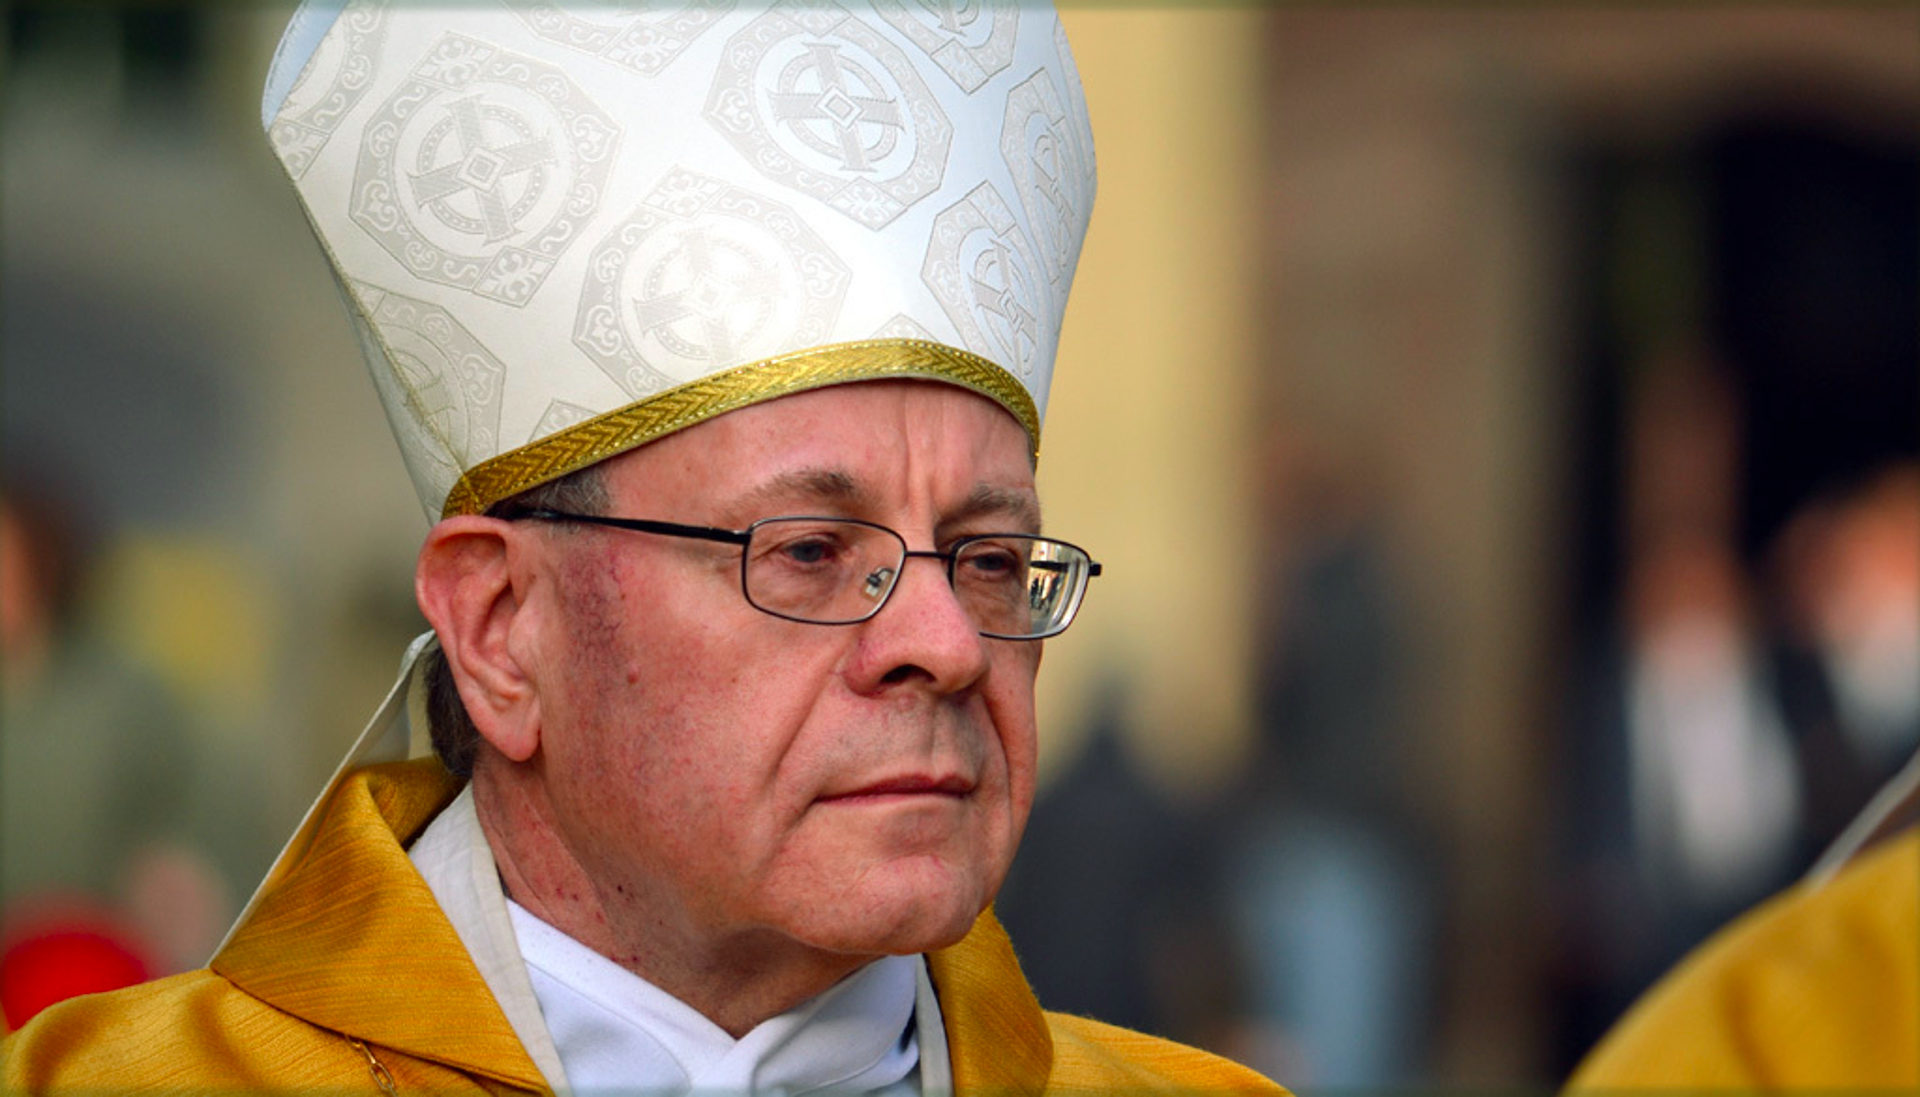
[262,0,1096,521]
[216,630,435,954]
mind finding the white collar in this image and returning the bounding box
[510,901,918,1094]
[407,785,952,1094]
[408,784,569,1086]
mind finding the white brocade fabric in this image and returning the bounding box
[262,0,1095,518]
[407,787,948,1095]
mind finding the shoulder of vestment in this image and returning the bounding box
[4,758,546,1095]
[1043,1011,1288,1093]
[1568,824,1919,1089]
[2,967,445,1092]
[933,908,1285,1094]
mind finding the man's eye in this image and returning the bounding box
[960,545,1024,579]
[777,536,842,566]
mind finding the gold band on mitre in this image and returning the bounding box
[441,338,1040,519]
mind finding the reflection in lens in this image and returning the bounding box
[954,537,1030,635]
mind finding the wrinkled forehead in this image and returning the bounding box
[262,1,1096,521]
[600,379,1041,525]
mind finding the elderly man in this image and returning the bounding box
[4,3,1277,1092]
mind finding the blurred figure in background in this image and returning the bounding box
[1568,798,1916,1088]
[0,472,231,1030]
[995,689,1228,1049]
[1618,358,1803,923]
[1770,462,1920,843]
[1556,332,1920,1078]
[1217,432,1436,1087]
[1000,428,1443,1086]
[1569,477,1919,1087]
[1555,355,1804,1056]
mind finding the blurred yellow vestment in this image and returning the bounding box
[1569,825,1919,1089]
[4,759,1280,1095]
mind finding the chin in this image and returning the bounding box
[791,868,991,958]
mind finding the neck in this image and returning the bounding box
[470,756,871,1038]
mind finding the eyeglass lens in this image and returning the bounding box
[742,518,1089,638]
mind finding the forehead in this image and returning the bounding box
[600,381,1037,516]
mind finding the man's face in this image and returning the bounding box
[522,381,1042,965]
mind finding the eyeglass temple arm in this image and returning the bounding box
[511,509,751,547]
[1029,559,1102,577]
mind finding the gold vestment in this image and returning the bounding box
[1570,825,1919,1089]
[6,759,1282,1094]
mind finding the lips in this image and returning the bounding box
[820,774,974,801]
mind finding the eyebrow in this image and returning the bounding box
[729,467,875,520]
[946,483,1043,535]
[727,467,1042,533]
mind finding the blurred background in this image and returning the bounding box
[2,3,1915,1086]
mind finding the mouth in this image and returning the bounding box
[819,775,974,803]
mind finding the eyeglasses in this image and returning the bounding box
[509,509,1102,641]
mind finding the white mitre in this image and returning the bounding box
[263,0,1096,520]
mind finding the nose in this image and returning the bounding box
[845,551,991,695]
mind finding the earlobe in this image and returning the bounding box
[416,517,543,763]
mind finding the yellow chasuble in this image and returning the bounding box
[5,759,1282,1094]
[1569,825,1919,1090]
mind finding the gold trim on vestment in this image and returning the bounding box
[441,339,1041,518]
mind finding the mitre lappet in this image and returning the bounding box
[235,0,1096,937]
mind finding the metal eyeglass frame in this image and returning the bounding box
[506,508,1103,640]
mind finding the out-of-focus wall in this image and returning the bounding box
[1039,7,1267,795]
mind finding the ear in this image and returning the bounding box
[416,516,543,763]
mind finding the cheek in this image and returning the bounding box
[986,650,1042,820]
[545,553,704,780]
[553,556,841,803]
[555,548,726,695]
[976,675,1039,906]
